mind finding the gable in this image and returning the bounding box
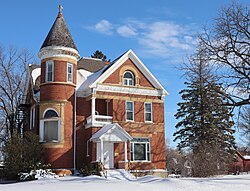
[89,50,168,94]
[103,58,154,88]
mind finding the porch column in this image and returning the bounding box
[124,141,128,162]
[100,139,104,163]
[91,96,96,124]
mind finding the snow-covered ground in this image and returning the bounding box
[1,174,250,191]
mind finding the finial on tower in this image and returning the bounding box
[59,5,63,13]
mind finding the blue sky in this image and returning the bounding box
[0,0,249,147]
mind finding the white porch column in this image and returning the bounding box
[100,139,104,163]
[91,96,96,124]
[124,141,128,162]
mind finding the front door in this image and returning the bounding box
[103,142,114,169]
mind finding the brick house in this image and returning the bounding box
[230,151,250,173]
[24,8,168,172]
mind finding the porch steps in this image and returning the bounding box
[105,169,135,180]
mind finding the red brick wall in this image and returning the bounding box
[40,58,76,169]
[42,101,74,169]
[104,59,154,88]
[40,84,74,101]
[41,60,77,84]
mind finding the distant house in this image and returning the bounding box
[230,151,250,173]
[22,7,168,172]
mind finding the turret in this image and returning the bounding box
[38,5,79,169]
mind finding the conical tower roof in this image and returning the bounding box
[41,6,77,50]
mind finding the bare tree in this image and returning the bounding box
[0,45,33,142]
[239,107,250,146]
[199,2,250,107]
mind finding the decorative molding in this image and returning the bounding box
[40,81,76,87]
[38,46,80,61]
[95,94,164,103]
[89,49,168,96]
[96,84,164,97]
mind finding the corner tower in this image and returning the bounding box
[38,6,80,169]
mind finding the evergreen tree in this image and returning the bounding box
[174,45,236,177]
[91,50,110,62]
[2,131,43,179]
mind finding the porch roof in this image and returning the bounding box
[90,123,132,142]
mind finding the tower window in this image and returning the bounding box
[46,61,54,82]
[123,71,135,86]
[67,63,73,82]
[40,109,60,143]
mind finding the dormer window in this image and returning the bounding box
[123,71,135,86]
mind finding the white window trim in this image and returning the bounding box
[45,60,54,82]
[39,108,60,143]
[144,102,153,123]
[30,107,35,129]
[39,118,61,143]
[130,138,151,162]
[67,62,73,83]
[123,71,135,86]
[126,101,134,121]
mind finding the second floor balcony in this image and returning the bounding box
[85,115,112,128]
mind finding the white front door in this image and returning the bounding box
[103,142,114,169]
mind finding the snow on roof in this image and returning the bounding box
[31,68,41,85]
[243,155,250,160]
[76,69,92,90]
[77,64,110,92]
[90,123,132,142]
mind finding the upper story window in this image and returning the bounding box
[40,109,60,143]
[46,61,54,82]
[67,63,73,82]
[144,102,153,122]
[126,101,134,121]
[123,71,135,86]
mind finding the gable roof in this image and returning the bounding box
[41,12,77,50]
[80,49,168,95]
[90,123,132,142]
[77,57,109,72]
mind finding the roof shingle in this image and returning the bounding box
[40,12,77,50]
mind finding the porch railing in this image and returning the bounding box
[85,115,112,128]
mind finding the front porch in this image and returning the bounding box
[90,123,132,169]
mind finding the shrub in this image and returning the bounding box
[2,131,44,180]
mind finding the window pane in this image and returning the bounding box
[127,111,133,121]
[145,103,151,112]
[124,72,133,78]
[134,143,146,160]
[47,72,52,82]
[44,110,58,118]
[67,63,73,82]
[46,61,54,82]
[123,71,134,86]
[126,102,133,111]
[145,113,151,121]
[44,121,58,142]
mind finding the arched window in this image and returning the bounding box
[44,110,58,118]
[123,71,135,86]
[40,109,60,143]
